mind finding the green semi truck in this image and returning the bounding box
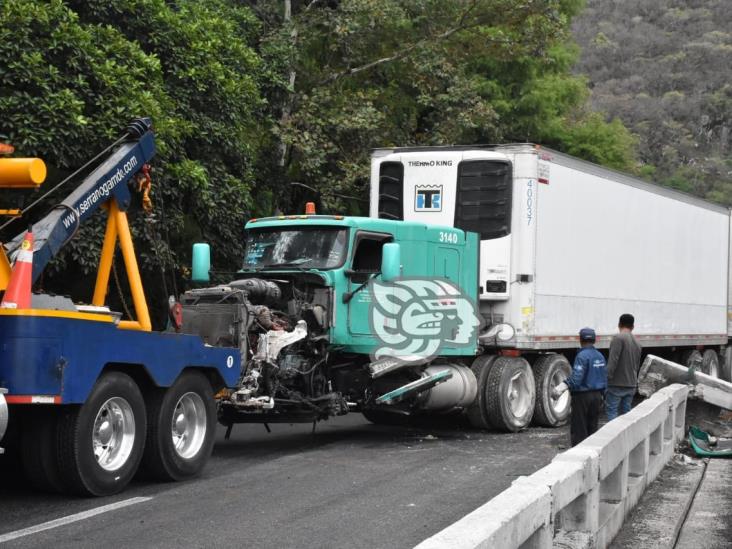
[187,207,540,434]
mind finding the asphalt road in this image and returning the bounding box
[0,414,566,548]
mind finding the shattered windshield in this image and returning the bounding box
[243,227,349,270]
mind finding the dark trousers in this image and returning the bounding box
[570,390,603,447]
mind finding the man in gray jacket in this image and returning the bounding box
[606,313,642,420]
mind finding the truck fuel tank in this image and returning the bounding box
[417,363,478,412]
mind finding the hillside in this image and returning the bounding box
[573,0,732,204]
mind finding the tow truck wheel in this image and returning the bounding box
[57,372,146,496]
[20,407,65,493]
[531,354,572,427]
[484,356,536,432]
[466,355,498,429]
[140,371,216,481]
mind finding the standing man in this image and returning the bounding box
[606,313,642,421]
[553,328,607,446]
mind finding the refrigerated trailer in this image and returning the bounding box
[370,144,732,405]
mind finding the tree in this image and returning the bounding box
[256,0,636,213]
[0,0,266,325]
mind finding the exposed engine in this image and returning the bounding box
[180,276,348,423]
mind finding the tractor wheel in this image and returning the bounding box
[466,355,498,429]
[484,356,536,432]
[532,354,572,427]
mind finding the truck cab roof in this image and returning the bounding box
[245,215,470,244]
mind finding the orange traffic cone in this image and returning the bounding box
[1,229,34,309]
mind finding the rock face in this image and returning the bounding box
[573,0,732,205]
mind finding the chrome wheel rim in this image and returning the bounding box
[707,358,719,378]
[92,397,135,472]
[549,366,571,416]
[171,392,207,459]
[507,370,531,418]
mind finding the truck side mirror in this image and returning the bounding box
[191,243,211,283]
[381,243,401,282]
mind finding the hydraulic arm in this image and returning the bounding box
[2,118,155,283]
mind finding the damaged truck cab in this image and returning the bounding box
[185,214,483,430]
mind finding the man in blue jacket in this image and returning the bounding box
[552,328,608,446]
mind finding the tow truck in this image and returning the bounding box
[0,119,239,496]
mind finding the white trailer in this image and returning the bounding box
[370,144,731,428]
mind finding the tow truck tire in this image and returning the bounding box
[701,349,720,378]
[57,372,146,496]
[140,371,216,482]
[532,354,572,427]
[20,407,65,493]
[466,355,498,429]
[0,407,25,488]
[484,356,536,432]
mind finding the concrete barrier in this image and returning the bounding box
[638,354,732,410]
[415,384,689,549]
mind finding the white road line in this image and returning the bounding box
[0,496,152,544]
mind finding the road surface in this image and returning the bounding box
[0,414,566,548]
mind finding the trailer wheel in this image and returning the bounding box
[682,350,703,371]
[531,354,572,427]
[466,355,498,429]
[57,372,146,496]
[484,356,536,432]
[140,371,216,482]
[701,350,720,378]
[723,348,732,382]
[20,407,65,493]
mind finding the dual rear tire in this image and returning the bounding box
[467,353,571,431]
[531,354,572,427]
[140,371,217,482]
[467,355,537,432]
[683,349,720,378]
[21,370,215,496]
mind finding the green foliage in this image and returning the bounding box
[263,0,634,212]
[0,0,264,323]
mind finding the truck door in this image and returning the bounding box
[347,231,393,335]
[434,246,460,284]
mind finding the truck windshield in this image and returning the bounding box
[243,227,348,270]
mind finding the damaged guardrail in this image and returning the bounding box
[638,354,732,410]
[415,384,689,549]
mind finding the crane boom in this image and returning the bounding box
[3,118,155,282]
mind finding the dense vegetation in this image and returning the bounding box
[573,0,732,202]
[0,0,687,323]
